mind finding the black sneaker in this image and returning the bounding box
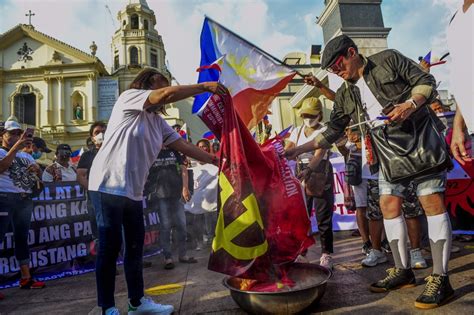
[414,274,454,309]
[381,239,391,253]
[362,240,372,255]
[370,267,416,293]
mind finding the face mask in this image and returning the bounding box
[94,132,104,145]
[32,151,42,160]
[303,118,320,128]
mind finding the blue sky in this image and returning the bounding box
[0,0,461,90]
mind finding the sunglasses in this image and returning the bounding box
[327,55,345,73]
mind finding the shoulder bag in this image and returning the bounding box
[369,105,452,183]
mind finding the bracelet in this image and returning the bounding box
[406,99,418,109]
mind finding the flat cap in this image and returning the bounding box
[321,35,357,69]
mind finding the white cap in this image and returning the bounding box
[4,117,22,131]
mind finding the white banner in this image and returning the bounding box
[98,78,119,121]
[330,156,357,231]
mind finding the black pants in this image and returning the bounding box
[307,187,334,254]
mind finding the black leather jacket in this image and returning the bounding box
[315,49,439,148]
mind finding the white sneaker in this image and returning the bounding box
[319,253,333,270]
[105,307,121,315]
[128,296,174,315]
[361,249,387,267]
[410,248,428,269]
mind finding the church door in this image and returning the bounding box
[14,92,36,126]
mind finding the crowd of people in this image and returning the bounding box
[0,1,472,312]
[285,26,472,309]
[0,72,223,312]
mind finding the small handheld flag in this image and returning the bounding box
[202,131,216,140]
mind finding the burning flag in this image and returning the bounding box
[199,92,313,280]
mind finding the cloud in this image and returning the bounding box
[382,0,460,92]
[152,0,301,84]
[0,0,462,93]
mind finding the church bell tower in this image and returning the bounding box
[111,0,169,92]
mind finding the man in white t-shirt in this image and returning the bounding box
[42,144,77,182]
[88,69,226,315]
[450,0,474,165]
[286,97,335,270]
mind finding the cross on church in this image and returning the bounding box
[25,10,35,25]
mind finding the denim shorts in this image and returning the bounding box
[367,179,424,221]
[378,171,447,197]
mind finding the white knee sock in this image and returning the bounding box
[427,212,452,275]
[384,216,408,269]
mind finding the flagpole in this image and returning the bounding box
[204,16,306,78]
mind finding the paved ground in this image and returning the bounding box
[1,231,473,314]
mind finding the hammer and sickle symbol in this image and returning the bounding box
[212,172,268,260]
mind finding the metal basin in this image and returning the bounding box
[223,263,332,314]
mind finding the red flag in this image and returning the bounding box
[200,93,313,280]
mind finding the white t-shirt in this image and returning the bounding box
[355,77,383,180]
[0,149,37,193]
[448,6,474,133]
[355,78,385,129]
[89,89,181,201]
[42,162,77,182]
[288,125,327,163]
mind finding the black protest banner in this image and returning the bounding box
[0,182,94,288]
[0,182,162,289]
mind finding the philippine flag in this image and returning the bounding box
[179,123,188,140]
[70,147,84,165]
[202,131,216,140]
[193,17,296,130]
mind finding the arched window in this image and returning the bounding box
[14,85,36,126]
[144,19,149,30]
[131,14,139,29]
[130,47,139,65]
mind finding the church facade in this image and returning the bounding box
[0,0,191,150]
[0,24,108,148]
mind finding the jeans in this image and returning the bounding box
[186,212,205,246]
[0,193,33,266]
[89,191,144,309]
[308,187,335,254]
[153,197,187,259]
[204,212,217,240]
